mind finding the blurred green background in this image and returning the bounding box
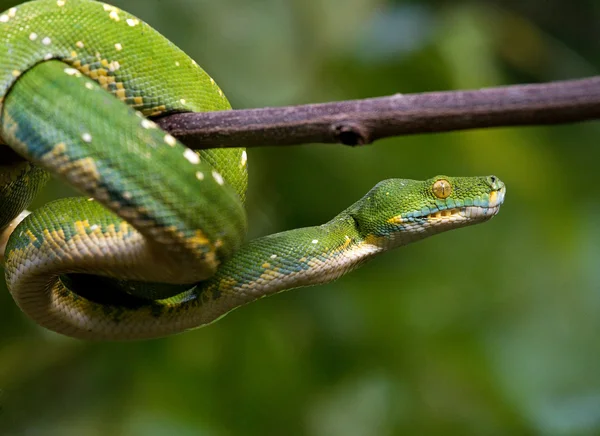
[1,0,599,434]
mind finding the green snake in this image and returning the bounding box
[0,0,506,340]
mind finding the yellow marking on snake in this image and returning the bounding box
[387,215,403,225]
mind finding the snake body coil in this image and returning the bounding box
[0,0,505,340]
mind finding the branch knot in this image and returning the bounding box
[332,122,370,146]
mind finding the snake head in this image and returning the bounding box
[351,175,506,247]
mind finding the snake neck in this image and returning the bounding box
[187,213,386,318]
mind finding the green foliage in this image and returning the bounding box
[1,0,599,434]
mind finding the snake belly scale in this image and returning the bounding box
[0,0,506,340]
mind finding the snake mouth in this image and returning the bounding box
[426,205,501,221]
[428,208,462,219]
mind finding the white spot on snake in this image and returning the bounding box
[8,8,16,18]
[85,82,95,90]
[241,150,248,167]
[76,41,84,48]
[0,15,9,23]
[82,133,92,143]
[108,61,120,72]
[270,254,277,259]
[11,70,20,77]
[103,4,113,11]
[123,191,132,200]
[57,0,65,6]
[90,224,99,231]
[44,53,53,60]
[175,61,180,67]
[212,171,224,185]
[179,99,186,105]
[109,11,120,21]
[28,32,37,41]
[141,119,155,129]
[312,239,319,244]
[114,43,123,51]
[184,149,200,164]
[87,198,95,201]
[126,18,139,27]
[196,171,204,181]
[42,37,51,45]
[164,134,177,147]
[64,67,80,76]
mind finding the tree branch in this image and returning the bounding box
[155,76,600,149]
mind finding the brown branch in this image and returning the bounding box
[2,76,598,162]
[155,76,600,149]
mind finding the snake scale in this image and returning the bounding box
[0,0,505,340]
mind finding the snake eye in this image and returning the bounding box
[432,179,452,199]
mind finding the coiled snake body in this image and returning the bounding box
[0,0,505,340]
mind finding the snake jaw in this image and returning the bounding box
[426,205,499,222]
[385,183,506,229]
[426,184,506,223]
